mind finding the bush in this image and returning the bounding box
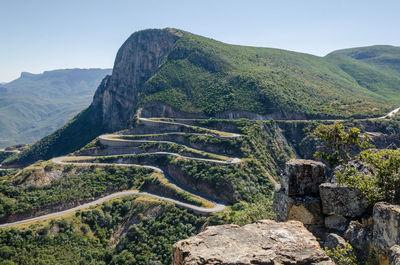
[337,149,400,204]
[325,242,357,265]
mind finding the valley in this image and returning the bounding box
[0,28,399,265]
[0,68,112,147]
[0,106,398,229]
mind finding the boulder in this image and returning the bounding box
[373,202,400,252]
[273,187,324,227]
[173,220,334,265]
[281,159,327,196]
[325,233,346,249]
[319,183,369,217]
[344,221,372,251]
[325,215,348,231]
[389,245,400,265]
[344,221,373,264]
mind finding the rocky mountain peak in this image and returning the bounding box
[92,28,181,131]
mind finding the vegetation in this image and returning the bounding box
[0,196,207,265]
[137,141,229,160]
[5,31,400,167]
[325,242,358,265]
[0,162,153,219]
[337,149,400,204]
[327,45,400,99]
[211,196,276,226]
[314,122,372,168]
[3,104,105,167]
[120,132,243,157]
[112,201,206,264]
[141,30,399,119]
[0,68,111,148]
[279,116,400,160]
[0,193,280,265]
[0,151,14,163]
[72,119,292,203]
[313,121,400,204]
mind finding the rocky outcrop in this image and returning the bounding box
[92,29,181,131]
[373,202,400,252]
[325,233,346,249]
[274,159,326,230]
[274,188,324,227]
[319,183,369,217]
[282,159,326,196]
[344,220,372,261]
[172,220,334,265]
[325,215,348,231]
[389,245,400,265]
[140,101,206,119]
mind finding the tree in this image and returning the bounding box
[337,149,400,204]
[314,122,372,168]
[314,123,400,204]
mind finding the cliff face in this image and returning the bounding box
[92,29,180,131]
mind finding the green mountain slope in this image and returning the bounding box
[327,45,400,75]
[326,45,400,100]
[0,68,111,148]
[3,29,400,167]
[140,31,399,119]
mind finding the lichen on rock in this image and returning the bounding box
[173,220,334,265]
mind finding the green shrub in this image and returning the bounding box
[325,242,357,265]
[337,149,400,204]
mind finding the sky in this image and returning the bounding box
[1,0,399,82]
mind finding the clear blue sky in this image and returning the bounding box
[1,0,399,82]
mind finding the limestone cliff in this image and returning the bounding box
[92,29,180,131]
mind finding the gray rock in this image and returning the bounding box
[173,220,334,265]
[273,187,324,227]
[325,215,348,231]
[273,186,290,221]
[319,183,369,217]
[373,202,400,252]
[389,245,400,265]
[344,221,372,251]
[325,233,346,249]
[281,159,327,196]
[92,29,181,131]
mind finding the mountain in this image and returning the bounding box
[3,28,400,167]
[0,68,112,148]
[326,45,400,100]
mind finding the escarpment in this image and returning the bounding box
[92,29,181,131]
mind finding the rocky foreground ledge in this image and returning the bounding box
[173,219,333,265]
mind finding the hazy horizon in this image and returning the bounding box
[1,0,399,82]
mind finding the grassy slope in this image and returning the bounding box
[326,45,400,100]
[141,30,398,118]
[3,105,104,167]
[327,45,400,76]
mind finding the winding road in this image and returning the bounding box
[1,107,399,228]
[377,106,400,119]
[0,117,242,228]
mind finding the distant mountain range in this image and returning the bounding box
[0,68,112,147]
